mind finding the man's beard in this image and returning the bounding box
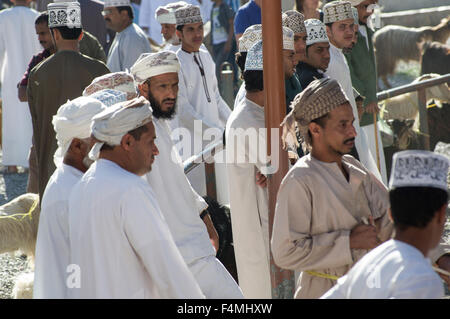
[146,91,177,120]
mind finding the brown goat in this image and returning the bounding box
[374,17,450,88]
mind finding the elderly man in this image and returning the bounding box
[103,0,151,72]
[345,0,387,184]
[27,1,109,202]
[68,97,204,299]
[272,77,450,299]
[323,0,380,181]
[131,51,243,298]
[33,95,109,299]
[322,150,450,299]
[155,2,187,52]
[0,0,40,173]
[297,19,330,89]
[226,40,296,298]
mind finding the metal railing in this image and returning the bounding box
[376,73,450,151]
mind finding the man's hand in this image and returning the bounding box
[350,223,381,250]
[436,255,450,286]
[256,171,267,188]
[364,102,380,114]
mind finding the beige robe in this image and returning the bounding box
[271,154,393,299]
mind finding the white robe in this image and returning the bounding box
[225,97,272,299]
[34,164,83,299]
[325,43,382,182]
[144,118,243,298]
[175,47,231,202]
[0,6,40,166]
[321,239,445,299]
[106,23,152,72]
[68,159,204,299]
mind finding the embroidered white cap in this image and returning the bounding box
[389,150,449,191]
[47,0,82,28]
[305,19,329,46]
[323,1,354,24]
[103,0,131,8]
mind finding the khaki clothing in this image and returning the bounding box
[79,30,107,63]
[27,50,109,200]
[271,154,393,299]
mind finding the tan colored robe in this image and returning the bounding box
[271,154,393,299]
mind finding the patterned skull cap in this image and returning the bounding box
[103,0,131,8]
[83,72,138,101]
[244,40,263,71]
[282,26,295,51]
[156,1,187,25]
[389,150,449,191]
[305,19,329,46]
[281,77,349,151]
[351,6,359,24]
[175,4,203,27]
[47,1,82,28]
[131,51,180,85]
[323,1,354,24]
[282,10,306,34]
[239,24,262,52]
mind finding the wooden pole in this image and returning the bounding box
[262,0,294,299]
[417,88,430,151]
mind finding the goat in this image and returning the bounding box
[374,17,450,88]
[381,73,450,121]
[0,193,40,262]
[421,41,450,75]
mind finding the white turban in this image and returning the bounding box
[83,72,138,100]
[52,96,107,166]
[131,51,180,85]
[89,96,153,160]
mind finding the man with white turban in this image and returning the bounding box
[131,51,243,298]
[34,96,108,298]
[155,1,187,52]
[68,97,204,298]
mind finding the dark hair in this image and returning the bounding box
[235,52,247,74]
[100,123,150,151]
[35,12,49,25]
[389,187,448,231]
[50,26,82,40]
[243,70,264,92]
[176,25,184,32]
[117,5,134,20]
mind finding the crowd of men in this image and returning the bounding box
[0,0,449,299]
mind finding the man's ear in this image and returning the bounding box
[175,29,182,40]
[387,207,394,223]
[121,133,134,151]
[68,138,83,154]
[326,25,332,39]
[308,122,321,139]
[435,204,448,226]
[138,82,149,98]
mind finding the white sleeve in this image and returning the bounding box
[122,187,205,299]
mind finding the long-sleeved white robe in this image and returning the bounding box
[34,164,83,299]
[68,159,204,299]
[0,6,40,166]
[321,239,445,299]
[225,97,272,299]
[325,43,382,182]
[271,154,394,299]
[106,23,151,72]
[175,47,231,202]
[144,118,242,298]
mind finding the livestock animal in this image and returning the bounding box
[381,73,450,121]
[420,41,450,75]
[374,17,450,88]
[0,193,40,261]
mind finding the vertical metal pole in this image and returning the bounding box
[417,89,430,150]
[262,0,295,299]
[220,62,235,110]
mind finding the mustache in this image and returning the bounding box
[344,137,355,144]
[162,98,176,103]
[105,18,111,22]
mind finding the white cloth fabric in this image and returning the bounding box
[0,6,40,166]
[144,118,242,298]
[225,97,272,299]
[68,159,205,298]
[34,164,83,299]
[325,43,382,182]
[106,23,152,72]
[362,123,388,184]
[139,0,170,45]
[321,239,445,299]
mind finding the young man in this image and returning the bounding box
[322,150,450,299]
[0,0,40,173]
[345,0,387,184]
[323,0,380,181]
[103,0,151,72]
[27,1,109,201]
[34,96,108,299]
[68,97,205,298]
[131,52,243,298]
[174,3,231,197]
[297,18,330,89]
